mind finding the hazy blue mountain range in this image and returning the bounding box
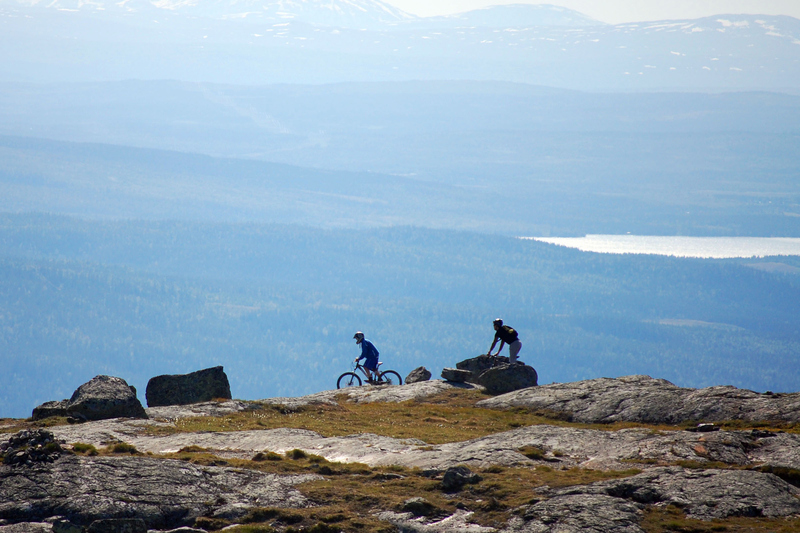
[1,213,798,418]
[1,0,798,90]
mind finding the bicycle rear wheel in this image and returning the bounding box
[378,370,402,385]
[337,372,362,389]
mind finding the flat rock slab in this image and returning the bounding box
[501,494,645,533]
[379,509,496,533]
[561,467,800,520]
[49,419,800,474]
[477,375,800,424]
[0,455,319,530]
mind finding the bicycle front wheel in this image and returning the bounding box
[337,372,362,389]
[379,370,402,385]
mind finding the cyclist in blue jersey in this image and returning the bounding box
[353,331,380,382]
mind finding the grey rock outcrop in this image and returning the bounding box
[145,366,231,407]
[65,376,147,421]
[477,374,800,424]
[405,367,432,384]
[0,452,319,530]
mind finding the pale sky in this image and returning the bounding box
[388,1,800,24]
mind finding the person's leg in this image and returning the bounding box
[509,340,522,363]
[366,361,377,381]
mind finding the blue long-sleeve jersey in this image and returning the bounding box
[357,339,379,368]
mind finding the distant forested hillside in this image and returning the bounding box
[1,214,798,418]
[1,129,799,237]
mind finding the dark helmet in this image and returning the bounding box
[353,331,364,342]
[493,318,503,327]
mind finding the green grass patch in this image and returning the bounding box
[105,442,140,455]
[71,442,98,456]
[145,388,765,445]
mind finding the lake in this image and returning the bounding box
[525,235,800,258]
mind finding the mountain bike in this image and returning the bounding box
[337,361,403,389]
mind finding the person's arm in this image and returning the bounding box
[492,340,506,356]
[487,334,498,356]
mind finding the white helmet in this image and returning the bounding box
[353,331,364,342]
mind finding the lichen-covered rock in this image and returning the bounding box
[477,375,800,424]
[405,367,432,384]
[145,366,231,407]
[66,376,147,421]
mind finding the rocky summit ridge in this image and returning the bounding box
[1,375,799,533]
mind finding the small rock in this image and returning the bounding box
[401,497,437,517]
[405,367,432,384]
[442,466,482,492]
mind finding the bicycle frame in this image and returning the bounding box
[353,360,382,380]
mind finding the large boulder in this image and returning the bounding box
[454,354,538,394]
[476,364,538,395]
[66,376,147,421]
[405,367,432,384]
[146,366,231,407]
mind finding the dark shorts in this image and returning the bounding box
[364,358,378,371]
